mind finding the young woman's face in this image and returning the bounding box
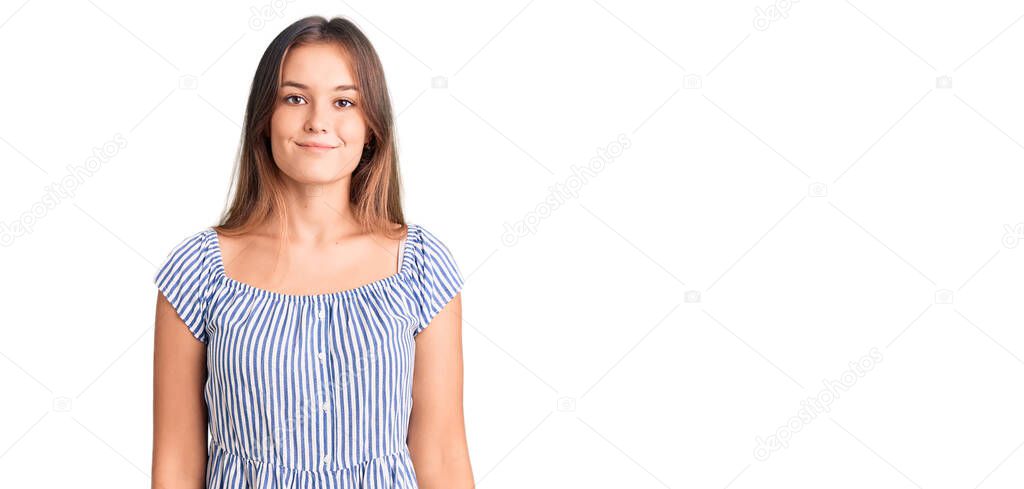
[269,42,369,184]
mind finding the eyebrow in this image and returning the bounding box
[280,81,358,92]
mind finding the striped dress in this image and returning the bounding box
[153,223,464,488]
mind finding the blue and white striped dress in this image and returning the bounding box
[154,223,464,488]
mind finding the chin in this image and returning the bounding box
[308,164,353,181]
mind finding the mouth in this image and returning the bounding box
[295,141,339,152]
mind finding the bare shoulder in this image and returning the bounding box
[212,227,276,265]
[365,221,409,243]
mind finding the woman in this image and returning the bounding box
[151,16,474,488]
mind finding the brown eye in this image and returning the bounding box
[335,99,354,108]
[284,95,306,104]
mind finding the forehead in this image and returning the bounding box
[279,42,356,87]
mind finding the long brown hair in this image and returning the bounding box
[215,16,405,240]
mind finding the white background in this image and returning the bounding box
[1,0,1023,487]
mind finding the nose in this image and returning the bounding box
[304,106,328,134]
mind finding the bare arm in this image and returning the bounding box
[407,293,474,488]
[152,291,208,489]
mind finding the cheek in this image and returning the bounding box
[268,111,295,164]
[270,109,298,140]
[336,115,368,142]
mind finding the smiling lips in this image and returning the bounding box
[295,140,338,152]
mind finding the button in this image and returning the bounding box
[321,401,329,412]
[317,309,325,319]
[322,454,330,464]
[317,352,326,361]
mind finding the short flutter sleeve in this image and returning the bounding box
[154,229,214,343]
[412,226,465,337]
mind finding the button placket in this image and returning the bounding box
[315,300,332,421]
[313,300,334,468]
[315,303,328,364]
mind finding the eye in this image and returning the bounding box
[284,95,307,105]
[335,99,355,108]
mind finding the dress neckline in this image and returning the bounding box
[206,224,415,302]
